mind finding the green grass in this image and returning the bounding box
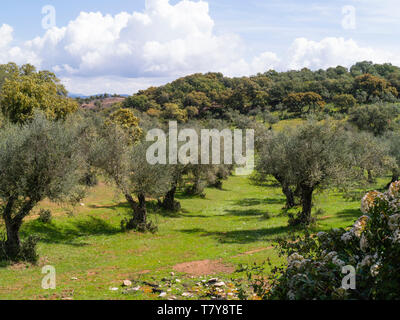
[0,175,385,300]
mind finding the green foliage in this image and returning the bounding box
[38,209,52,224]
[283,92,325,114]
[106,108,143,142]
[265,183,400,300]
[332,94,357,113]
[353,73,398,103]
[0,113,87,261]
[257,119,354,224]
[348,103,400,136]
[0,63,78,124]
[118,62,400,122]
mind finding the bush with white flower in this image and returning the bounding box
[264,182,400,300]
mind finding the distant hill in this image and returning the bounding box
[69,93,129,99]
[79,97,126,111]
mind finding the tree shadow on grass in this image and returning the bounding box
[224,208,265,217]
[20,216,121,247]
[232,197,285,207]
[88,202,130,212]
[179,225,291,244]
[335,208,362,222]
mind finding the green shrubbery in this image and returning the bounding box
[37,209,52,224]
[263,182,400,300]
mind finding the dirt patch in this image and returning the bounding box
[173,259,235,276]
[319,215,333,220]
[137,269,151,275]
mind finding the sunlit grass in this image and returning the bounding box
[0,175,388,299]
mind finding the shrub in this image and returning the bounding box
[38,209,52,224]
[0,234,39,264]
[263,181,400,300]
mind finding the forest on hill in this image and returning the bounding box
[119,61,400,123]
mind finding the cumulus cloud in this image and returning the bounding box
[21,0,247,79]
[286,37,398,70]
[0,0,399,94]
[0,24,13,48]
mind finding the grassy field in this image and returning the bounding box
[0,175,377,300]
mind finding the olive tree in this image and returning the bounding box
[94,124,172,232]
[289,121,355,224]
[256,131,296,208]
[264,120,354,225]
[384,131,400,185]
[348,103,400,136]
[349,131,394,183]
[0,114,86,261]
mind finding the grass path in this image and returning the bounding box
[0,176,365,299]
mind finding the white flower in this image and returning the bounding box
[361,191,383,214]
[324,251,338,262]
[391,229,400,244]
[351,215,369,237]
[341,232,353,242]
[287,253,304,265]
[360,234,368,252]
[332,256,345,267]
[388,181,400,198]
[388,214,400,231]
[370,263,381,277]
[359,255,373,268]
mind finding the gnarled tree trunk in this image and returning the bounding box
[299,185,314,225]
[162,185,178,211]
[2,197,35,260]
[135,193,147,225]
[282,184,295,209]
[275,175,295,209]
[125,193,147,225]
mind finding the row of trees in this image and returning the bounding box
[256,119,400,225]
[119,61,400,121]
[0,107,234,261]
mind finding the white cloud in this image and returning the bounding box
[61,75,173,95]
[0,0,399,94]
[286,37,399,71]
[22,0,246,79]
[0,24,13,48]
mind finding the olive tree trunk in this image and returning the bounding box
[125,193,147,225]
[299,185,314,225]
[282,184,295,209]
[275,175,295,209]
[2,198,35,259]
[162,185,177,211]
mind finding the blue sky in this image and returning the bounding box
[0,0,399,94]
